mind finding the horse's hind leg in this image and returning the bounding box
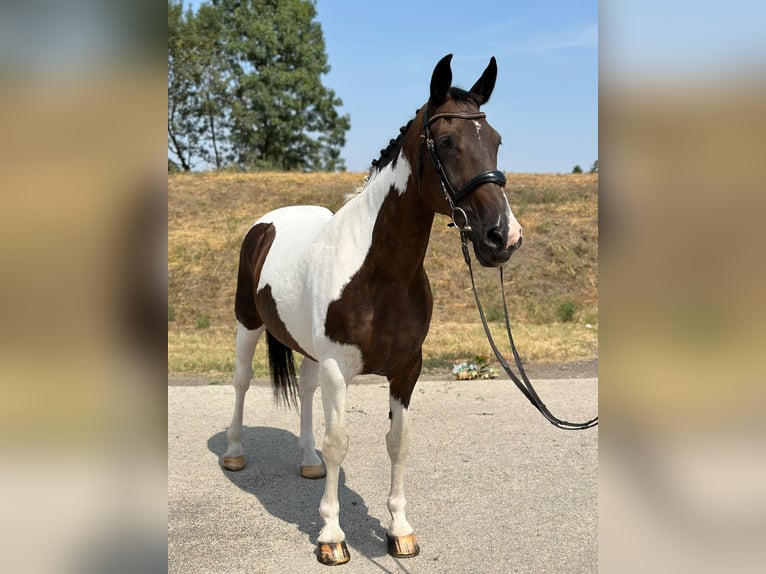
[222,321,264,471]
[298,358,325,479]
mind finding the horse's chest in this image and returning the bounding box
[324,270,433,374]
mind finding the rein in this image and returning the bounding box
[418,107,598,430]
[459,230,599,430]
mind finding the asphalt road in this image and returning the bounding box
[168,377,598,573]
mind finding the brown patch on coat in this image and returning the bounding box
[234,223,274,330]
[324,182,435,408]
[256,284,315,360]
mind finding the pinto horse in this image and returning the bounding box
[222,54,523,565]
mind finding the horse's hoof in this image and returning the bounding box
[317,541,350,565]
[300,464,326,479]
[386,533,420,558]
[222,455,246,471]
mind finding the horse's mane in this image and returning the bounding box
[368,88,480,175]
[369,115,416,174]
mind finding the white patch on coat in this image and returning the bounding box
[254,151,412,371]
[503,193,523,248]
[386,397,414,537]
[473,120,482,138]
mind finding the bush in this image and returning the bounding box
[555,299,579,323]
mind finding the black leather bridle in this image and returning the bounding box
[419,108,506,230]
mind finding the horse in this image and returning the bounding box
[221,54,523,566]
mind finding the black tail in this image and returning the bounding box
[266,331,298,408]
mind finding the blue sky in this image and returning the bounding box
[183,0,598,173]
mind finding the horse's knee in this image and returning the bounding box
[322,432,348,466]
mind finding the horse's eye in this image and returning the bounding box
[438,136,453,150]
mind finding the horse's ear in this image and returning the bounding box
[430,54,453,107]
[469,56,497,105]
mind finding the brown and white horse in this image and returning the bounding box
[222,54,522,565]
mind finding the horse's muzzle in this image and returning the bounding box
[474,227,522,267]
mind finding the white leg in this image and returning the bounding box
[315,358,351,565]
[223,323,263,470]
[385,396,420,557]
[298,359,325,478]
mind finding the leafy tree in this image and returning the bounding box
[168,0,232,170]
[168,0,350,172]
[572,164,583,173]
[589,159,598,173]
[168,0,198,171]
[212,0,349,171]
[194,2,234,169]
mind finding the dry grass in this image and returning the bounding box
[169,171,598,377]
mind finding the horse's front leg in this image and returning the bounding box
[385,395,420,557]
[316,358,350,565]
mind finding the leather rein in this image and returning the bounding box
[419,108,598,430]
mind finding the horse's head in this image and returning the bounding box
[417,54,522,267]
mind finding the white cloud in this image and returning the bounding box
[504,23,598,54]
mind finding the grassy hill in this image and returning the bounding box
[169,172,598,377]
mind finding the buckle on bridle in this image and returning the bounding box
[449,206,471,232]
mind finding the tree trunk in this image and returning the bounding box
[168,126,191,171]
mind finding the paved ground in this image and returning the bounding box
[168,376,598,573]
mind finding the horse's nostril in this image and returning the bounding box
[486,227,505,248]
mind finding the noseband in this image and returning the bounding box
[420,108,507,230]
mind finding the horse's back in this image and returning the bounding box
[253,204,332,280]
[255,205,333,237]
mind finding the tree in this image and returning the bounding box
[168,0,198,171]
[589,159,598,173]
[194,2,235,169]
[168,0,232,171]
[168,0,350,172]
[212,0,349,171]
[572,164,583,173]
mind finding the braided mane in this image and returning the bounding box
[369,115,417,174]
[368,89,480,175]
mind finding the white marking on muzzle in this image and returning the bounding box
[504,196,522,249]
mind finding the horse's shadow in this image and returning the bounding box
[207,426,389,559]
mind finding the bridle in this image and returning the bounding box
[418,104,598,431]
[419,107,506,230]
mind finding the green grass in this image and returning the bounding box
[555,298,579,323]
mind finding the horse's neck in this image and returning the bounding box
[341,153,434,279]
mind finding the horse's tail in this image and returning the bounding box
[266,331,299,408]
